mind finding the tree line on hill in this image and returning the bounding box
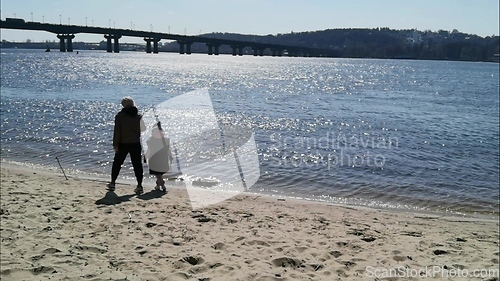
[177,28,499,62]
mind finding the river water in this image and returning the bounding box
[1,49,498,216]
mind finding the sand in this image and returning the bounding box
[0,163,498,281]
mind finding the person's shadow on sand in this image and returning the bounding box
[137,189,167,201]
[95,191,135,206]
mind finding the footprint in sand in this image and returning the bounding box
[30,254,45,262]
[69,245,107,254]
[393,255,407,262]
[272,257,303,268]
[453,264,466,269]
[433,249,448,255]
[212,242,226,250]
[295,246,309,253]
[329,250,343,258]
[335,241,362,251]
[2,266,59,277]
[43,247,62,254]
[181,256,204,266]
[246,240,270,247]
[336,269,348,278]
[31,266,58,275]
[339,260,357,268]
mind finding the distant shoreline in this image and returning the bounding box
[2,26,499,64]
[1,45,499,63]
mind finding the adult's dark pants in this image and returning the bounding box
[111,143,143,185]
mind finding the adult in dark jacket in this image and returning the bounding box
[108,96,146,194]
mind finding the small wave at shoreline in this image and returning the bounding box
[2,158,497,220]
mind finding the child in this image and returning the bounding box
[145,127,173,192]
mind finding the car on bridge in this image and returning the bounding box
[6,18,25,23]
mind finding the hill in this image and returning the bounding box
[162,28,499,62]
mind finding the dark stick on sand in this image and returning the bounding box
[55,157,68,180]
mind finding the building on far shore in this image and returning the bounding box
[489,53,500,62]
[407,29,423,44]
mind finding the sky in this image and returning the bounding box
[1,0,499,43]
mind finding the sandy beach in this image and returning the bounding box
[0,163,498,281]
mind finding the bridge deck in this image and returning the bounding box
[0,19,338,56]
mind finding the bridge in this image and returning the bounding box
[0,18,338,57]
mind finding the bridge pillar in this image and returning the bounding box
[145,39,152,53]
[231,45,244,56]
[206,43,215,55]
[106,36,112,52]
[252,47,265,57]
[178,41,192,55]
[66,35,75,52]
[104,35,121,53]
[56,34,75,52]
[144,38,161,54]
[57,35,66,52]
[114,36,121,53]
[153,39,160,54]
[178,42,185,54]
[271,48,283,57]
[206,43,220,55]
